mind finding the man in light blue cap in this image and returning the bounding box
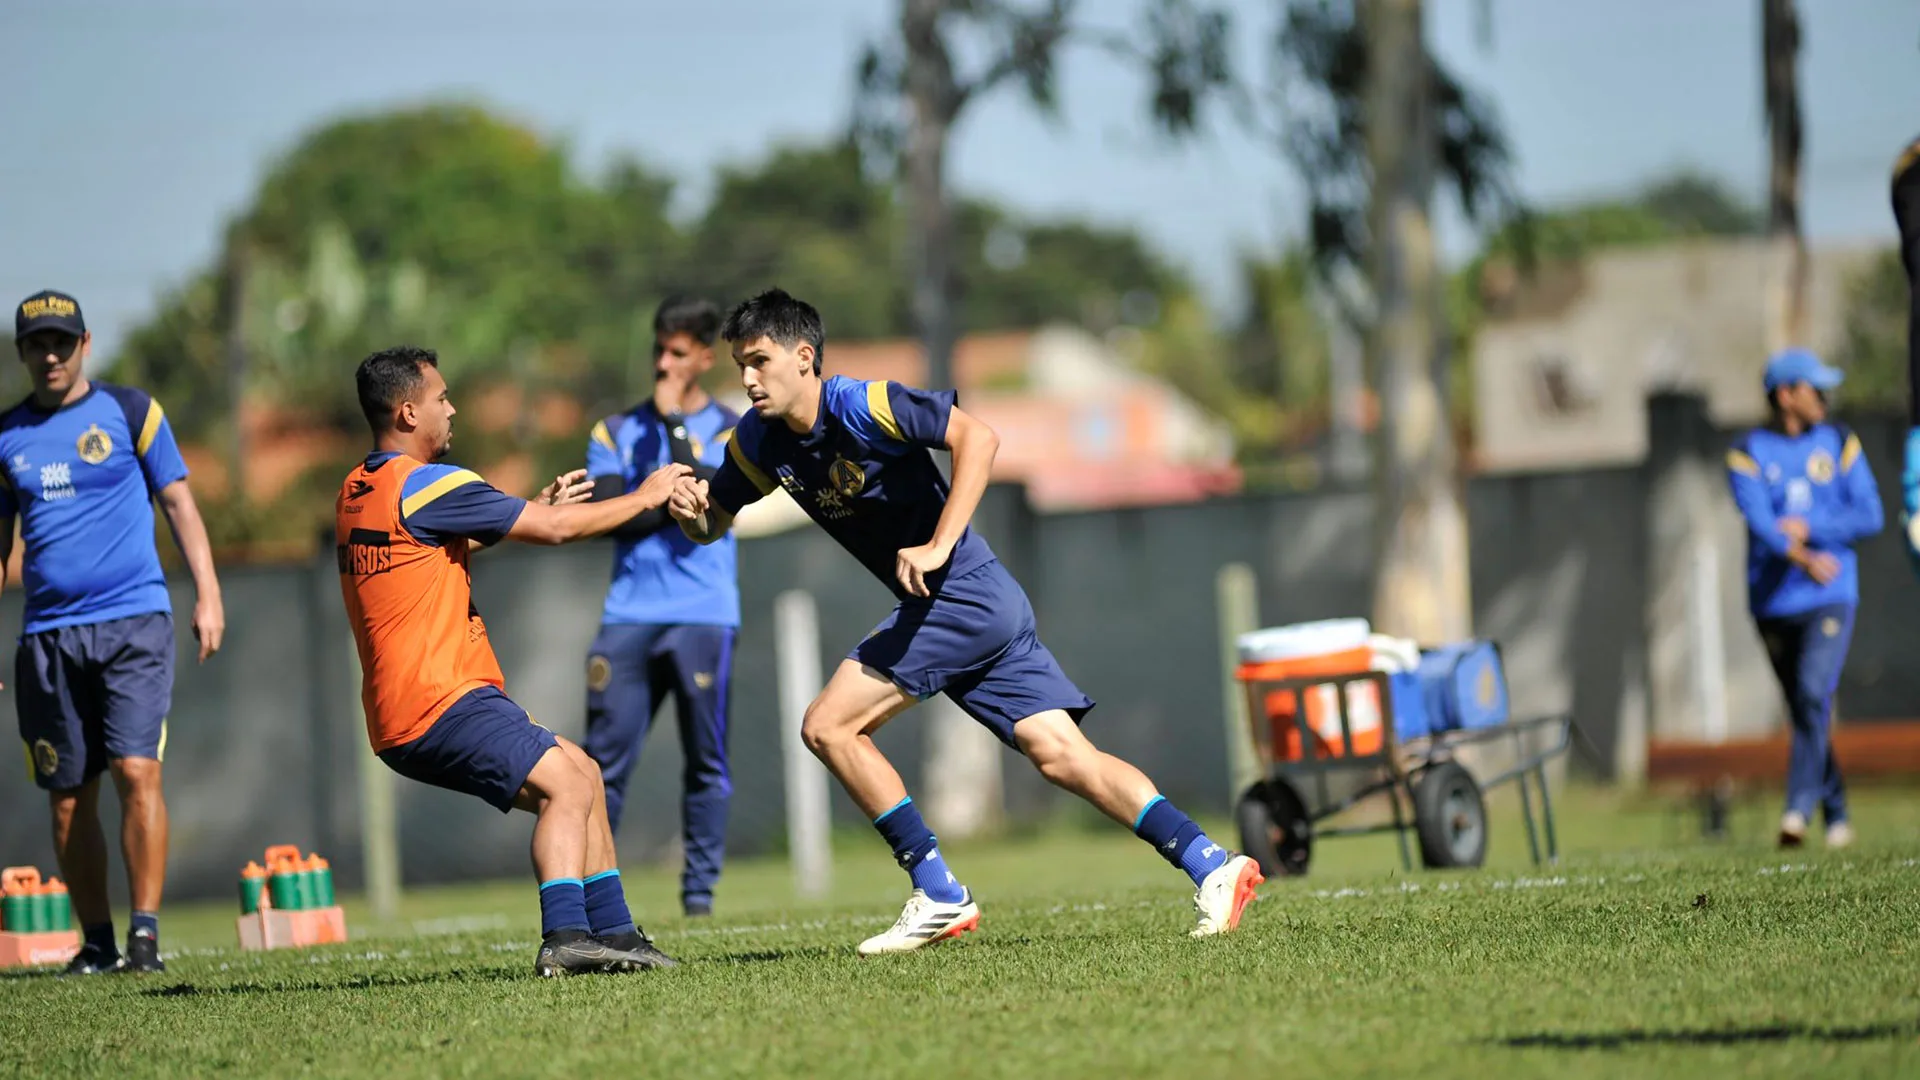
[1725,348,1884,848]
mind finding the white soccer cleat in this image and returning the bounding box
[857,888,980,956]
[1779,811,1808,848]
[1825,821,1855,849]
[1191,854,1263,939]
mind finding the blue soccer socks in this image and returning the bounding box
[538,878,590,936]
[583,870,636,937]
[873,797,966,904]
[1134,795,1231,888]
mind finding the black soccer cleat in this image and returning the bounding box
[682,897,713,919]
[61,945,124,976]
[533,929,669,977]
[121,928,165,973]
[597,928,678,970]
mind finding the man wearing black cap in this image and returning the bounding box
[1726,349,1883,849]
[2,290,225,974]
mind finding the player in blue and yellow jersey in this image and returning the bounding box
[580,296,740,917]
[338,345,692,977]
[1726,349,1884,849]
[1,289,224,975]
[668,290,1263,954]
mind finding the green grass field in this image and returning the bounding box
[4,783,1919,1079]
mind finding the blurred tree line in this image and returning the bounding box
[111,104,1187,554]
[103,104,1904,560]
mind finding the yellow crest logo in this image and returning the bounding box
[20,296,77,321]
[828,457,867,498]
[1805,450,1835,485]
[77,424,112,465]
[693,671,715,691]
[586,655,612,693]
[32,739,58,777]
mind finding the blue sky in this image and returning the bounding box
[4,0,1915,360]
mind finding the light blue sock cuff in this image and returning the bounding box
[873,796,913,825]
[583,870,621,885]
[539,877,584,892]
[1131,795,1167,833]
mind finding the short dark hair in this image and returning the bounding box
[722,289,824,375]
[356,345,438,434]
[653,295,722,347]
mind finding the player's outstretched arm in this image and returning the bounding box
[506,463,693,545]
[895,405,999,597]
[156,480,226,662]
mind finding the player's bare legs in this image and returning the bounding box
[515,737,673,973]
[48,777,112,930]
[802,661,979,955]
[515,746,594,881]
[109,758,168,916]
[1015,710,1262,939]
[555,739,618,878]
[1012,711,1160,825]
[799,661,918,817]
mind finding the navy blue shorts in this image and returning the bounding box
[851,560,1094,747]
[377,686,560,813]
[16,612,174,792]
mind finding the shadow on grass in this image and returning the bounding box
[1504,1020,1919,1050]
[139,968,534,997]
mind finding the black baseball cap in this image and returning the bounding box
[15,290,86,341]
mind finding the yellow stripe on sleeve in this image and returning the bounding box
[1841,434,1862,473]
[400,468,484,517]
[137,399,165,455]
[727,433,775,495]
[590,420,616,452]
[1726,449,1761,477]
[867,380,903,441]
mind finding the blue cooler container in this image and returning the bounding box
[1415,641,1510,733]
[1388,670,1433,741]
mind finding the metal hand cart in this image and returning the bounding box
[1234,668,1573,876]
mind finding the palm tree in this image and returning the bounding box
[1763,0,1807,350]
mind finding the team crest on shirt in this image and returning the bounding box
[828,457,867,498]
[688,432,706,461]
[32,739,57,777]
[77,424,112,465]
[587,655,612,693]
[693,671,715,690]
[1822,617,1841,638]
[1805,450,1835,484]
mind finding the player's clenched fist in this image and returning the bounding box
[894,542,951,598]
[668,477,711,521]
[636,462,694,508]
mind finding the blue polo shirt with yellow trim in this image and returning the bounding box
[0,383,190,634]
[1726,422,1884,618]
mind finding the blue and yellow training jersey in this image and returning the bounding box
[586,400,740,627]
[1726,422,1884,618]
[0,384,189,634]
[711,376,995,600]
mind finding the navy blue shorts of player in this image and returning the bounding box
[853,560,1093,746]
[16,612,174,791]
[377,686,559,814]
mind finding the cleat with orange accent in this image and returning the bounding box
[1191,854,1263,938]
[857,888,980,956]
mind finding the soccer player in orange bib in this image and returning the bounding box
[337,345,691,977]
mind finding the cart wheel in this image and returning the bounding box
[1412,762,1487,869]
[1236,780,1312,878]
